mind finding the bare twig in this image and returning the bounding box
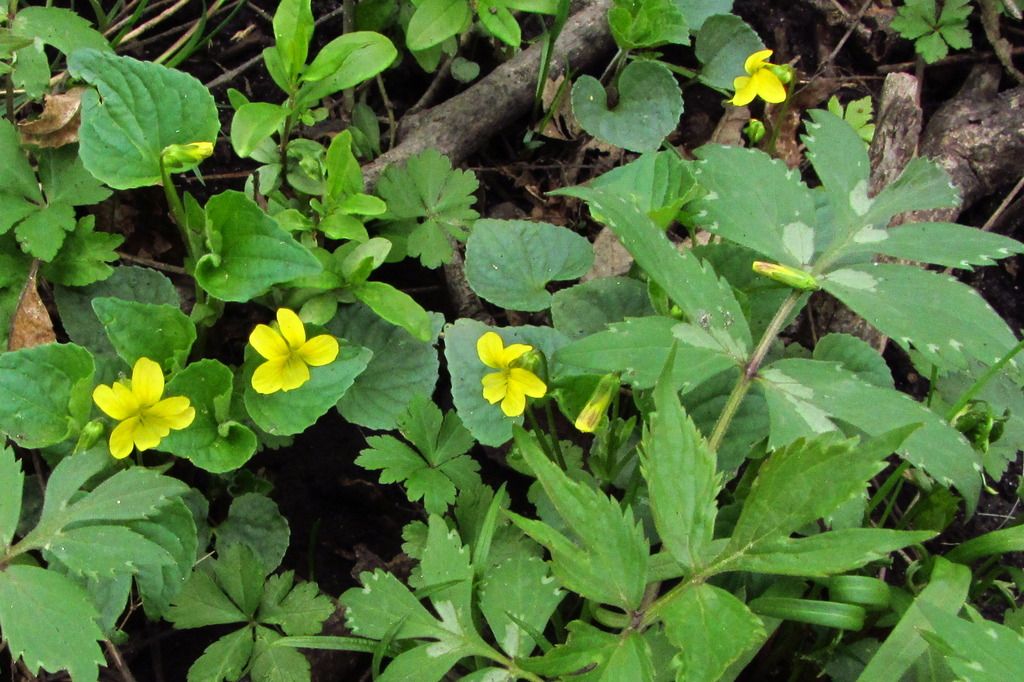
[117,253,188,275]
[104,641,139,682]
[120,0,190,44]
[981,173,1024,232]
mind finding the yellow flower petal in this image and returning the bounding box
[500,343,533,366]
[109,418,138,459]
[131,357,165,407]
[133,417,165,451]
[751,68,786,103]
[278,355,311,391]
[277,308,306,350]
[744,49,774,74]
[147,396,196,430]
[509,368,547,398]
[299,334,339,366]
[477,332,507,369]
[93,383,137,420]
[252,358,287,394]
[482,371,508,404]
[730,76,756,106]
[500,389,527,417]
[250,324,289,360]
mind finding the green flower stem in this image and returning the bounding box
[544,399,566,468]
[944,336,1024,422]
[526,404,566,469]
[708,290,803,453]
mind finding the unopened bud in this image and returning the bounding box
[752,261,819,291]
[161,141,214,174]
[512,349,547,383]
[574,374,620,434]
[768,64,795,85]
[744,119,766,145]
[75,419,105,452]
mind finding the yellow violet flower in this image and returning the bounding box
[729,49,787,107]
[92,357,195,459]
[249,308,339,394]
[478,331,547,417]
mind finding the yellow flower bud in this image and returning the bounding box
[574,374,620,434]
[161,141,214,174]
[752,261,820,291]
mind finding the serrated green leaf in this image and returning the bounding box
[812,333,893,388]
[730,528,935,576]
[509,428,648,609]
[329,303,441,430]
[608,0,689,49]
[761,358,982,511]
[821,263,1016,369]
[187,626,254,682]
[213,543,266,618]
[642,367,718,571]
[863,157,960,227]
[588,151,700,227]
[842,222,1024,270]
[479,554,564,657]
[215,493,290,575]
[91,297,195,373]
[0,342,95,449]
[859,557,970,681]
[258,572,334,636]
[36,146,112,208]
[444,318,568,446]
[196,191,323,302]
[69,50,218,189]
[802,109,870,227]
[377,640,472,682]
[465,219,593,311]
[694,14,764,90]
[11,6,110,56]
[15,202,75,260]
[551,277,655,339]
[412,515,475,624]
[0,118,42,204]
[167,568,249,629]
[243,344,371,435]
[341,569,445,640]
[45,525,175,580]
[559,187,751,355]
[659,583,765,681]
[524,621,654,681]
[918,603,1024,682]
[250,626,312,682]
[132,498,199,619]
[0,444,23,549]
[406,0,470,51]
[572,60,682,153]
[377,150,479,268]
[40,216,123,287]
[0,565,105,682]
[162,360,258,473]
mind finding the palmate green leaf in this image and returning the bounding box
[11,6,110,56]
[659,583,765,682]
[821,264,1016,370]
[242,343,372,436]
[641,364,719,572]
[761,358,983,510]
[15,203,76,261]
[69,50,218,189]
[36,146,112,208]
[718,429,910,568]
[40,216,123,287]
[572,60,683,153]
[329,303,442,430]
[250,626,312,682]
[523,621,654,681]
[257,571,334,636]
[508,428,648,609]
[444,318,569,446]
[802,109,870,228]
[187,626,254,682]
[0,342,94,449]
[406,0,470,51]
[560,187,751,356]
[197,191,323,302]
[0,565,105,682]
[465,219,594,311]
[92,297,195,373]
[0,118,42,207]
[694,14,764,90]
[166,568,249,629]
[412,515,475,625]
[0,444,23,549]
[214,543,267,619]
[919,604,1024,682]
[730,528,934,577]
[215,493,290,575]
[859,557,970,681]
[608,0,689,49]
[162,360,258,473]
[341,569,446,640]
[376,149,479,268]
[479,554,564,658]
[551,277,655,339]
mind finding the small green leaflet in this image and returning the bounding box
[356,396,481,514]
[215,493,291,576]
[891,0,973,63]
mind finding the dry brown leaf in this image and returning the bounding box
[8,267,56,351]
[18,87,85,148]
[539,75,579,141]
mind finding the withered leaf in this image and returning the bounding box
[8,266,56,350]
[18,87,85,148]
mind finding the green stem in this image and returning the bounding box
[544,400,566,469]
[525,405,562,468]
[708,290,802,453]
[945,336,1024,422]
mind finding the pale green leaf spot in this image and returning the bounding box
[849,180,871,216]
[827,268,878,291]
[782,222,815,264]
[853,226,888,243]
